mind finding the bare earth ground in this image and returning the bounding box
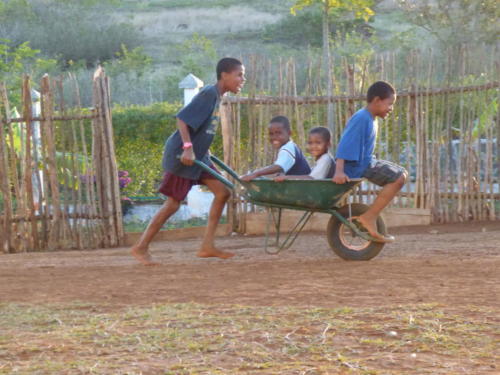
[0,222,499,374]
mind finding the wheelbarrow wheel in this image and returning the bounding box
[327,203,386,261]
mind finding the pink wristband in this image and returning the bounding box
[182,142,193,150]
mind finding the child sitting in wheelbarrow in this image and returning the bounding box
[241,115,312,181]
[273,126,336,181]
[333,81,408,243]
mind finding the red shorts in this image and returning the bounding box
[158,166,218,202]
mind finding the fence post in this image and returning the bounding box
[22,76,40,250]
[92,66,124,246]
[0,84,13,253]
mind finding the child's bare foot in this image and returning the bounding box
[197,246,235,259]
[131,245,159,266]
[354,215,395,243]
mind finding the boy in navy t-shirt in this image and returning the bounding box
[333,81,407,243]
[131,57,246,265]
[241,116,311,181]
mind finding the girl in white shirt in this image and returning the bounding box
[274,127,335,181]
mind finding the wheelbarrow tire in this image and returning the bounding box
[327,203,386,261]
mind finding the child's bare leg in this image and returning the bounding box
[131,197,180,265]
[358,173,407,242]
[197,178,234,259]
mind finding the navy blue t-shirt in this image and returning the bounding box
[162,85,220,180]
[335,108,377,178]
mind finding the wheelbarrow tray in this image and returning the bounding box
[193,156,383,250]
[242,179,362,211]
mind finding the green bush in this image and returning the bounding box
[115,138,163,197]
[112,101,224,197]
[112,102,181,144]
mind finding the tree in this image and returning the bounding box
[397,0,499,46]
[104,45,153,78]
[262,8,372,48]
[0,39,58,99]
[291,0,374,138]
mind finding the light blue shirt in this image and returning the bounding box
[335,108,377,178]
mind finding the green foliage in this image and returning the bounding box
[0,39,58,105]
[168,33,218,82]
[291,0,375,21]
[115,138,163,197]
[0,0,141,66]
[0,0,34,27]
[0,40,37,79]
[112,102,181,144]
[396,0,500,46]
[262,9,372,47]
[157,33,219,103]
[331,32,375,63]
[0,39,58,79]
[104,45,153,78]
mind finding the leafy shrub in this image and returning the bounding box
[115,138,163,197]
[112,102,181,144]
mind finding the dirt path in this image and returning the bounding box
[1,222,499,374]
[1,222,499,310]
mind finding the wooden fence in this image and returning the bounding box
[219,52,499,229]
[0,68,124,253]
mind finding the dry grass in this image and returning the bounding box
[122,6,281,38]
[0,302,498,374]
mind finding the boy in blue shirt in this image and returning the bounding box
[131,57,246,265]
[241,116,311,181]
[333,81,407,243]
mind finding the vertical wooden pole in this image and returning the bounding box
[40,75,63,249]
[0,87,13,253]
[22,76,39,250]
[1,84,23,251]
[102,74,124,245]
[92,67,123,247]
[92,67,110,247]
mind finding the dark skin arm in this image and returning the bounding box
[240,164,283,182]
[332,159,350,184]
[177,118,195,166]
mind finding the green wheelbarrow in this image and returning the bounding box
[195,155,388,261]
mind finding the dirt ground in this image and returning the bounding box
[1,221,499,374]
[1,221,499,309]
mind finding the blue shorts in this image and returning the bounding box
[362,159,407,187]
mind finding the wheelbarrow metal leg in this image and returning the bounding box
[279,211,313,251]
[264,208,282,254]
[264,209,313,254]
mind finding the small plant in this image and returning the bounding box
[118,170,133,215]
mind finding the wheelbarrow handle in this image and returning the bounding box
[193,159,235,190]
[209,155,243,183]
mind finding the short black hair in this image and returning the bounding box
[309,126,331,143]
[269,115,291,132]
[367,81,396,102]
[216,57,242,80]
